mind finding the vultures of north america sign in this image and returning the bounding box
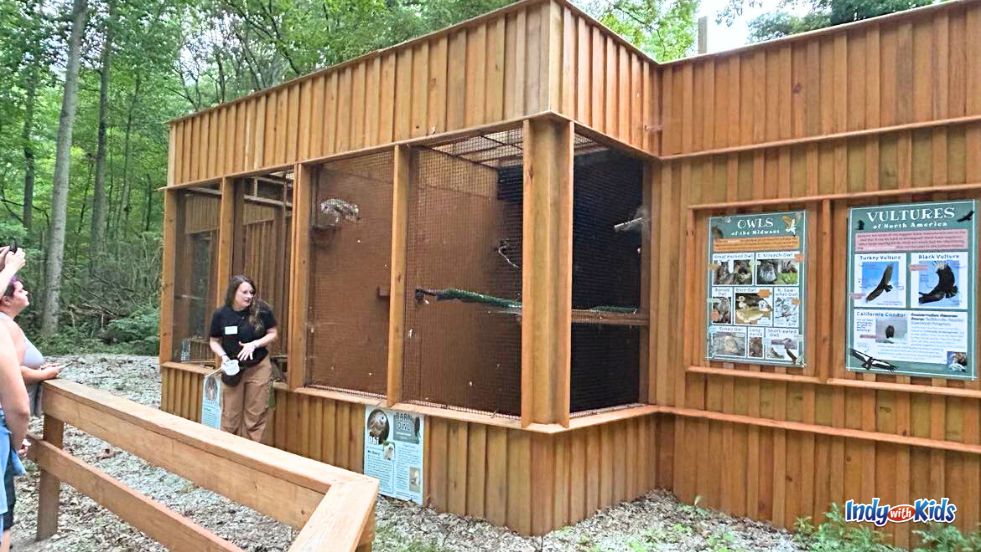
[846,200,977,380]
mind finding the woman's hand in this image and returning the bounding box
[41,363,63,380]
[0,247,25,274]
[237,341,256,361]
[16,439,29,459]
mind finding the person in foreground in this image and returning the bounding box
[208,275,278,442]
[0,277,62,416]
[0,247,30,552]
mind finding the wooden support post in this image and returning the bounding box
[520,118,573,428]
[274,186,289,353]
[159,190,178,365]
[230,180,246,276]
[287,164,313,389]
[216,177,235,306]
[36,415,65,541]
[167,124,177,187]
[386,145,411,405]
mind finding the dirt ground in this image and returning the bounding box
[8,355,801,551]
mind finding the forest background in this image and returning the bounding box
[0,0,933,354]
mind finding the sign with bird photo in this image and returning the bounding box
[846,200,977,379]
[706,211,806,367]
[363,407,425,504]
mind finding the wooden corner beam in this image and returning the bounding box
[520,117,573,428]
[287,164,314,389]
[386,145,411,405]
[216,177,235,306]
[159,190,178,365]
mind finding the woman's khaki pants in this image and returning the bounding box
[221,356,272,442]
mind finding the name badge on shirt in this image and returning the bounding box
[224,325,238,336]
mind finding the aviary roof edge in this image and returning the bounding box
[168,0,653,125]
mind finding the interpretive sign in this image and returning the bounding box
[846,200,976,379]
[706,211,806,367]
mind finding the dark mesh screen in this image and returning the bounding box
[402,128,524,417]
[571,325,641,412]
[306,153,393,395]
[570,138,645,413]
[173,185,221,363]
[232,174,293,359]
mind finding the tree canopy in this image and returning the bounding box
[718,0,937,43]
[579,0,698,61]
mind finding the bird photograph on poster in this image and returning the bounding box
[710,328,747,357]
[911,252,968,309]
[947,351,969,373]
[874,315,907,345]
[854,254,906,308]
[735,289,772,325]
[713,257,753,285]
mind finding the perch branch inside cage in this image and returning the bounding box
[613,206,649,234]
[414,288,521,310]
[414,287,639,315]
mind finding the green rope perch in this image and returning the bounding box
[414,287,637,314]
[415,288,520,309]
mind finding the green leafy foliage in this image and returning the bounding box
[914,523,981,552]
[794,504,898,552]
[577,0,698,61]
[795,505,981,552]
[102,304,160,354]
[743,0,936,42]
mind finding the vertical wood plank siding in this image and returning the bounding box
[171,1,553,185]
[160,367,662,536]
[656,1,981,545]
[163,0,981,542]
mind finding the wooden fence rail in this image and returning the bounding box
[27,379,377,552]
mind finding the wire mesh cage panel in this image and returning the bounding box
[402,128,524,416]
[231,173,293,359]
[306,153,393,394]
[172,185,221,363]
[570,137,645,414]
[571,325,641,412]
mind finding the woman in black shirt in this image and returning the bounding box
[208,275,278,442]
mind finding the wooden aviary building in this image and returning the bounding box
[161,0,981,543]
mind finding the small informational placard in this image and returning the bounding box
[201,372,222,429]
[846,200,977,379]
[363,407,424,504]
[706,211,806,367]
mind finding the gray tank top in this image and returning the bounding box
[22,335,43,369]
[0,312,44,416]
[0,312,40,366]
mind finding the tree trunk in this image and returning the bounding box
[74,159,94,265]
[119,73,140,235]
[40,0,88,338]
[143,173,154,233]
[90,11,112,262]
[21,63,37,231]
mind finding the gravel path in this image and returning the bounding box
[8,355,801,551]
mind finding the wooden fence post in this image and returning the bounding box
[36,414,65,540]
